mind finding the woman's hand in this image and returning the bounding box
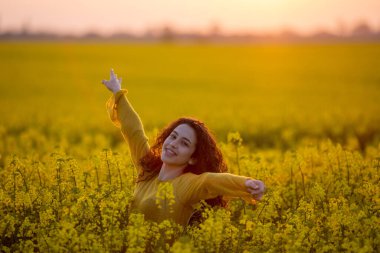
[245,179,265,201]
[102,69,122,94]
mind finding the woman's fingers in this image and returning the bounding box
[110,69,120,83]
[245,179,265,200]
[110,69,115,80]
[247,188,263,200]
[102,80,111,89]
[247,186,262,194]
[246,180,261,190]
[103,69,122,93]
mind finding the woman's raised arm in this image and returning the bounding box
[102,69,150,174]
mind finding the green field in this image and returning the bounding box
[0,42,379,252]
[1,42,380,150]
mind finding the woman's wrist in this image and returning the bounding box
[113,88,121,94]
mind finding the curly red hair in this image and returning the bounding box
[139,117,228,209]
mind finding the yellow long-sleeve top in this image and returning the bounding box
[106,89,254,226]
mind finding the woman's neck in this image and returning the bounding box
[158,163,185,181]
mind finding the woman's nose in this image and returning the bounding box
[169,139,179,148]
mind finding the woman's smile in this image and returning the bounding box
[161,124,197,166]
[164,147,177,157]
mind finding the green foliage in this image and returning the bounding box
[0,137,379,252]
[1,42,380,150]
[0,42,379,251]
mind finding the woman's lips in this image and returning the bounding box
[165,148,177,156]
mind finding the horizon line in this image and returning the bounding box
[1,19,379,37]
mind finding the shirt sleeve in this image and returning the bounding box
[182,173,255,205]
[106,89,150,173]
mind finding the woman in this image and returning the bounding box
[102,69,265,226]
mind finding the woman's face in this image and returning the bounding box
[161,124,197,167]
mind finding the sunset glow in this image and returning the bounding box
[0,0,379,35]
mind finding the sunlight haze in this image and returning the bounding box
[0,0,379,35]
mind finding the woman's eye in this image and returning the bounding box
[182,141,189,147]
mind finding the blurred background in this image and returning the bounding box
[0,0,379,157]
[1,0,380,41]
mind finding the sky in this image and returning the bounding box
[0,0,379,35]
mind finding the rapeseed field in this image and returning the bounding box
[0,42,379,252]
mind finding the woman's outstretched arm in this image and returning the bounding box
[178,172,265,205]
[102,69,149,174]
